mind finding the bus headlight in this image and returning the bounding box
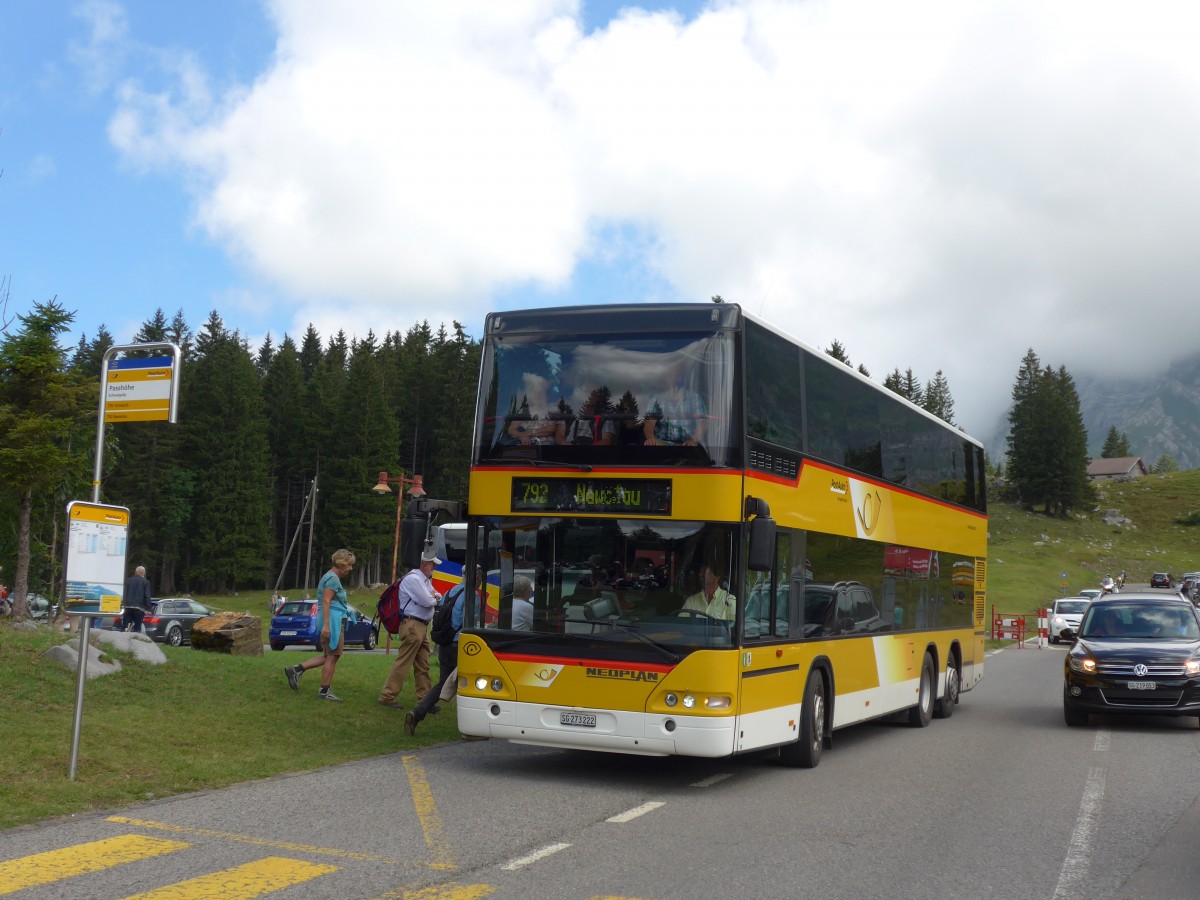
[705,696,731,710]
[664,693,678,707]
[491,678,504,693]
[682,694,696,709]
[475,676,490,691]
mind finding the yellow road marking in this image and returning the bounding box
[376,884,496,899]
[106,816,398,863]
[122,856,338,899]
[402,755,456,871]
[0,835,189,895]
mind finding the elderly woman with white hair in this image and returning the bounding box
[510,574,535,631]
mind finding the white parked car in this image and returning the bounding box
[1048,596,1091,644]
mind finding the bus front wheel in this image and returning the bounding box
[907,653,934,728]
[782,669,825,768]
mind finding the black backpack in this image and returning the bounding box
[430,583,464,645]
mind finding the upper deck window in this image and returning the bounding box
[476,326,738,468]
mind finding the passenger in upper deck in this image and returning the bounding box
[644,361,707,447]
[557,385,617,446]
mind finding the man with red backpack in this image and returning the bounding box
[377,553,441,711]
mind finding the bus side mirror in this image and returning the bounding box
[747,516,776,571]
[745,497,776,572]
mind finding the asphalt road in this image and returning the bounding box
[4,643,1200,899]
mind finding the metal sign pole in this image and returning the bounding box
[68,341,179,780]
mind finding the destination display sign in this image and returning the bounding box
[104,356,176,423]
[511,477,672,515]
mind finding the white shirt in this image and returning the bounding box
[512,595,535,630]
[398,567,440,622]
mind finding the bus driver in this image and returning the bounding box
[680,563,736,620]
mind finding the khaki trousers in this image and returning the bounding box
[379,617,431,703]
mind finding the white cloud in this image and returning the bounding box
[106,0,1200,436]
[69,0,130,93]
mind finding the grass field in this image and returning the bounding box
[987,468,1200,616]
[3,468,1199,830]
[0,590,459,830]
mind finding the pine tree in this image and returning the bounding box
[901,368,923,406]
[1006,349,1044,510]
[1005,351,1092,516]
[181,312,271,591]
[825,340,852,366]
[1043,366,1092,516]
[323,330,399,585]
[0,301,93,614]
[261,335,313,588]
[1100,426,1131,458]
[922,370,956,425]
[883,368,904,395]
[1154,454,1178,473]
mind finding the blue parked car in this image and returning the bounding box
[268,599,378,652]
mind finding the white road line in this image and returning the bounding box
[606,801,665,823]
[500,842,572,871]
[692,774,733,788]
[1093,730,1111,752]
[1053,766,1106,900]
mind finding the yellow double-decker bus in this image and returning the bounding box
[454,303,986,766]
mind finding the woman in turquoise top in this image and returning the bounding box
[283,548,355,701]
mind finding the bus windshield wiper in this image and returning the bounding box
[594,622,681,664]
[487,632,566,651]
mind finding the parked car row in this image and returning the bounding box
[27,594,382,654]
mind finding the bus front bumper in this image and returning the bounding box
[456,696,736,758]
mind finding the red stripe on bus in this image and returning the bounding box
[493,651,676,673]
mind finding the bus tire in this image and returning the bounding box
[782,669,825,768]
[907,652,934,728]
[934,658,959,720]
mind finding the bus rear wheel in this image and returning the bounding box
[782,669,825,768]
[907,652,934,728]
[934,659,959,719]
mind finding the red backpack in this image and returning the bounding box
[376,580,404,636]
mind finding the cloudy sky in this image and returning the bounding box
[4,0,1200,440]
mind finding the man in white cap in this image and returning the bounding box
[378,552,442,711]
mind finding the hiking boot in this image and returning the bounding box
[318,689,343,702]
[284,665,301,691]
[377,699,404,710]
[404,710,418,736]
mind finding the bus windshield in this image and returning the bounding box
[476,328,737,467]
[471,517,738,655]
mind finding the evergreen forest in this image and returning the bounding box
[0,302,479,597]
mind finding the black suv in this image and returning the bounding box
[1150,573,1174,589]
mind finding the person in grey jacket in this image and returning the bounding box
[122,566,153,633]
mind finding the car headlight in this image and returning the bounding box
[1186,658,1200,676]
[1051,616,1065,628]
[1068,653,1096,674]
